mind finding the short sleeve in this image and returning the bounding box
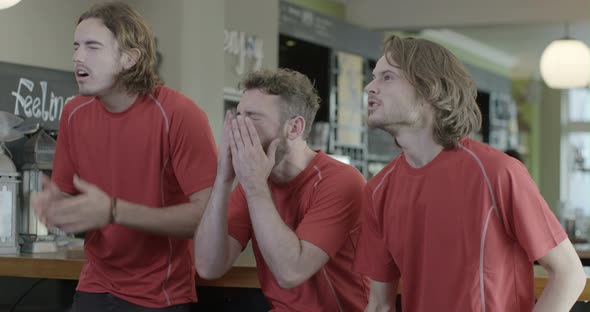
[295,167,365,258]
[353,185,400,282]
[494,159,567,262]
[52,105,78,194]
[169,101,218,196]
[227,184,252,249]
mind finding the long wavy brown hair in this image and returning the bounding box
[78,1,161,94]
[383,35,482,149]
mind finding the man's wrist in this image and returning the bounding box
[244,184,271,202]
[215,174,235,185]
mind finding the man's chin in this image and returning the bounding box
[78,89,95,97]
[367,118,382,129]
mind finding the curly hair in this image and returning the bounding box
[239,68,321,139]
[78,1,161,94]
[383,35,482,149]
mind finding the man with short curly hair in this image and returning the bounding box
[195,68,369,311]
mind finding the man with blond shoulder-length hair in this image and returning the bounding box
[354,35,585,312]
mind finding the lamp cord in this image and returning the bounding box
[564,22,571,40]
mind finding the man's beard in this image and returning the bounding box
[264,135,289,165]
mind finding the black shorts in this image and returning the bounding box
[70,291,191,312]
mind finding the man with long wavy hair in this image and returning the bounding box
[32,2,217,311]
[354,35,585,312]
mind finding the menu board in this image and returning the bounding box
[0,61,78,131]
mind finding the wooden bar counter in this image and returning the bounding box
[1,248,590,301]
[575,243,590,260]
[0,248,261,288]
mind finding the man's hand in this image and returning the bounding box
[36,175,111,234]
[228,116,279,195]
[218,110,236,183]
[32,174,66,225]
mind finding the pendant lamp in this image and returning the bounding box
[540,24,590,89]
[0,0,20,10]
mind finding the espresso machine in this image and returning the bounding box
[19,129,59,253]
[0,112,23,255]
[0,146,20,255]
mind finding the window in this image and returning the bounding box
[565,132,590,212]
[568,89,590,122]
[562,88,590,239]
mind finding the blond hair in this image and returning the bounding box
[384,35,482,149]
[78,1,161,94]
[239,69,320,139]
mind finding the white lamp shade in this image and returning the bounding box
[540,39,590,89]
[0,0,20,10]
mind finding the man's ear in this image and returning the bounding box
[286,116,306,140]
[122,48,141,70]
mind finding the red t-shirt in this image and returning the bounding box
[52,86,217,308]
[228,152,369,311]
[354,138,567,312]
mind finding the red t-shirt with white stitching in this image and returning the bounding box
[228,152,369,311]
[354,138,567,311]
[52,85,217,308]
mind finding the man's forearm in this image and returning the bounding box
[115,198,203,238]
[534,269,586,312]
[194,177,235,279]
[245,186,305,286]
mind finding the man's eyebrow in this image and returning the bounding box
[373,69,398,77]
[74,40,104,46]
[238,110,264,117]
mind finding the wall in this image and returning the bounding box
[421,32,514,79]
[129,0,225,140]
[539,85,563,214]
[224,0,279,93]
[179,0,225,141]
[130,0,183,91]
[512,79,542,184]
[0,0,98,71]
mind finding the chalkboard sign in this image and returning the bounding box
[0,61,78,131]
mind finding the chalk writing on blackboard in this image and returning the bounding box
[11,78,75,123]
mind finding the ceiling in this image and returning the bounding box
[343,0,590,78]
